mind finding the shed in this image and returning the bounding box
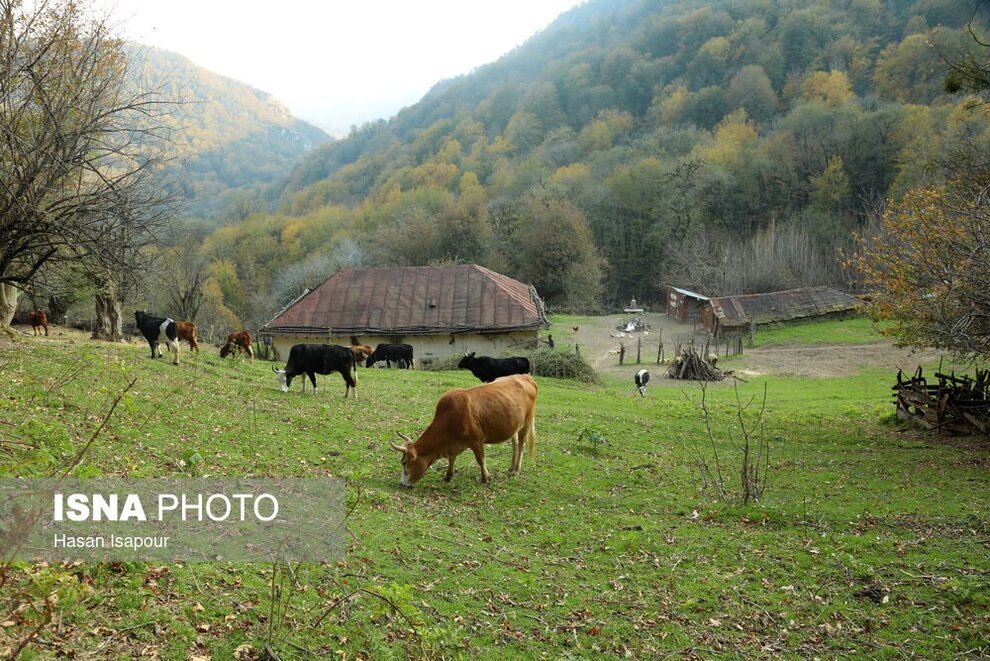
[701,286,861,336]
[666,286,710,323]
[259,265,550,363]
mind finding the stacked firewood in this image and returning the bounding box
[665,345,725,381]
[892,367,990,435]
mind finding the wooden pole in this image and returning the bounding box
[619,343,625,365]
[636,336,641,364]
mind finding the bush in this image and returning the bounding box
[420,348,601,384]
[527,348,600,383]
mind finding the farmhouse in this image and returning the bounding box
[701,286,861,337]
[666,286,710,324]
[259,265,550,363]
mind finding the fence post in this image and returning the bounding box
[619,342,625,365]
[656,329,664,364]
[575,343,580,355]
[636,336,641,364]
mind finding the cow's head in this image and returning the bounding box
[220,342,233,358]
[390,432,428,487]
[365,354,375,368]
[457,352,476,369]
[272,366,290,392]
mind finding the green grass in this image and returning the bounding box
[752,316,886,347]
[1,332,988,659]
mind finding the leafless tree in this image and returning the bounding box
[0,0,177,336]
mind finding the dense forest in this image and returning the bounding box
[147,0,990,331]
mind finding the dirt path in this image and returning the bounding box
[548,313,943,385]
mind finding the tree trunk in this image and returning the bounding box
[0,282,21,332]
[48,293,72,326]
[92,290,124,342]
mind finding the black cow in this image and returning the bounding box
[634,369,649,397]
[365,343,414,369]
[458,352,530,383]
[134,310,179,365]
[273,344,358,398]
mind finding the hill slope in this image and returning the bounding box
[191,0,989,325]
[126,44,330,220]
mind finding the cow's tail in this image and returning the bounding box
[525,412,536,459]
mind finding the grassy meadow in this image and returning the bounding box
[1,320,988,659]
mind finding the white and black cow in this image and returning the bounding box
[273,343,358,398]
[457,352,530,383]
[634,369,649,397]
[134,310,180,365]
[365,343,414,369]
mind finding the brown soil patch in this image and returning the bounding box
[739,343,943,379]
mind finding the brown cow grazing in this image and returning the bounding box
[176,321,200,351]
[390,374,538,487]
[28,310,48,336]
[349,344,373,364]
[220,330,254,360]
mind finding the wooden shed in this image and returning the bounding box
[666,286,710,323]
[701,286,861,337]
[259,265,550,364]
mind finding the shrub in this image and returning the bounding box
[527,348,600,383]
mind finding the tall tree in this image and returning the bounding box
[0,0,174,332]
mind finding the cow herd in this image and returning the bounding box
[25,309,544,488]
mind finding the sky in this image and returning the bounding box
[100,1,584,135]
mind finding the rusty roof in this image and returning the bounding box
[261,265,550,336]
[709,286,861,327]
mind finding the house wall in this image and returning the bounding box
[269,330,542,365]
[667,289,707,324]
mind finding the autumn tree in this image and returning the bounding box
[851,176,990,357]
[0,0,174,333]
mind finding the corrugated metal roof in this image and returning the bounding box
[710,286,861,327]
[667,286,710,301]
[261,265,550,335]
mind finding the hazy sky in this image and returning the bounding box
[101,1,583,134]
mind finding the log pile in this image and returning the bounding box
[665,345,725,381]
[892,367,990,435]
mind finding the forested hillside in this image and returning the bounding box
[188,0,987,327]
[126,45,329,220]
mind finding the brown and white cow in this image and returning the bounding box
[220,330,254,360]
[176,321,200,352]
[390,374,538,487]
[28,310,48,336]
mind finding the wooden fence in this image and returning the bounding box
[893,367,990,435]
[617,330,744,366]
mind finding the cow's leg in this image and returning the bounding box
[167,339,179,365]
[148,339,159,358]
[471,444,491,483]
[308,372,317,394]
[509,432,522,475]
[444,455,456,482]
